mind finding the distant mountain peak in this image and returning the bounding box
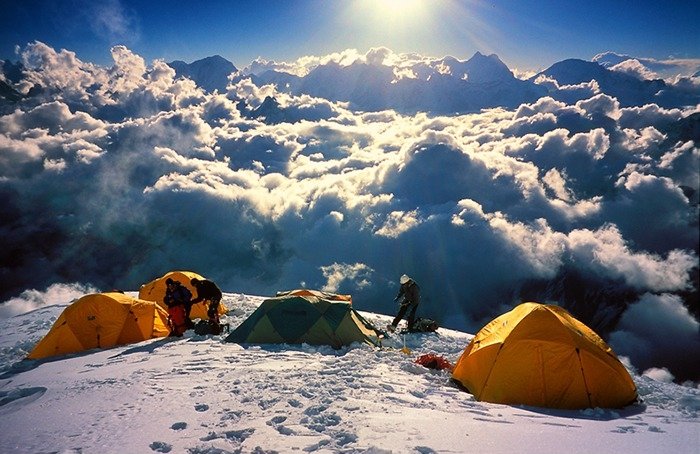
[462,51,513,83]
[469,51,496,60]
[198,55,230,64]
[167,55,237,92]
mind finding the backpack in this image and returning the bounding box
[410,317,439,333]
[193,319,230,336]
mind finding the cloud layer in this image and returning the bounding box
[1,43,699,380]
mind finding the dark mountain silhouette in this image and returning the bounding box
[0,79,22,103]
[0,60,25,107]
[0,59,24,83]
[168,55,238,92]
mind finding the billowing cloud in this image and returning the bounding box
[320,262,374,293]
[610,293,700,382]
[0,283,96,319]
[1,43,698,380]
[610,59,660,80]
[643,367,675,383]
[593,51,700,79]
[566,225,696,292]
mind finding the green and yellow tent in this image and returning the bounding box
[28,292,171,360]
[451,302,637,409]
[225,292,380,348]
[138,270,228,320]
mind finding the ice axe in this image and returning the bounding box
[400,334,411,355]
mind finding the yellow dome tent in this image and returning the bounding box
[138,271,228,320]
[28,292,171,360]
[451,302,637,409]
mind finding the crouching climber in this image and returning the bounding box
[164,278,192,337]
[191,277,224,335]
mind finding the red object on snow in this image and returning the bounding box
[415,353,453,371]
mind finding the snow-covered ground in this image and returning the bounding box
[1,292,699,454]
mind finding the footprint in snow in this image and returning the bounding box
[334,431,358,446]
[303,404,329,416]
[200,428,255,442]
[0,387,47,414]
[269,416,287,424]
[288,398,303,408]
[612,425,637,433]
[267,415,295,435]
[304,438,332,452]
[149,441,172,452]
[302,410,342,433]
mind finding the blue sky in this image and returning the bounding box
[1,0,699,71]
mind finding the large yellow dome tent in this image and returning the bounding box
[138,271,228,320]
[451,302,637,409]
[28,292,171,360]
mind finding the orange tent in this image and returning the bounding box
[138,271,228,320]
[28,292,170,360]
[452,302,637,409]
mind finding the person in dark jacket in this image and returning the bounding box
[388,274,421,333]
[164,278,192,336]
[190,278,223,331]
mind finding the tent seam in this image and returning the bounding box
[575,347,593,408]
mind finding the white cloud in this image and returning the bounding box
[610,59,660,80]
[618,104,684,130]
[320,262,374,292]
[0,283,96,318]
[610,293,700,381]
[567,225,696,292]
[657,141,700,190]
[108,45,147,93]
[643,367,675,383]
[0,134,45,174]
[604,171,698,252]
[593,51,700,79]
[487,215,566,278]
[542,168,572,202]
[374,210,420,238]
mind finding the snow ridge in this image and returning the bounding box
[0,292,698,454]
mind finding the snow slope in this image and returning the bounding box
[1,292,699,454]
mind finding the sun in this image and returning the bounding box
[355,0,429,24]
[374,0,425,16]
[336,0,447,55]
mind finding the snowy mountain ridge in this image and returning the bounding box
[154,50,700,113]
